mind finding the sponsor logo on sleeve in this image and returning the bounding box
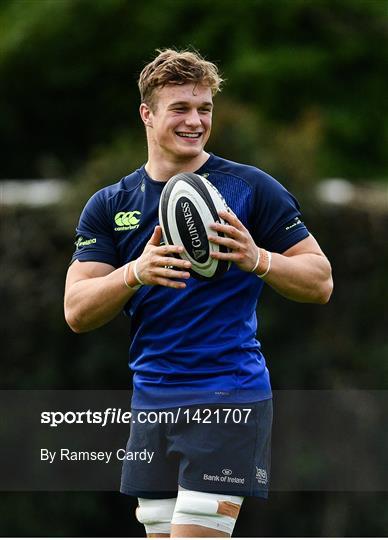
[114,211,141,231]
[284,217,302,231]
[75,236,97,249]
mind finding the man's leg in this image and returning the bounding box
[170,487,243,538]
[136,497,177,538]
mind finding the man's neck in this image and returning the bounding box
[144,151,210,182]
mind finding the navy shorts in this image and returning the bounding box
[120,399,272,499]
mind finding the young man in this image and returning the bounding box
[65,49,333,537]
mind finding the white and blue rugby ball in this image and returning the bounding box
[159,173,231,281]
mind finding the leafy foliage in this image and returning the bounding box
[0,0,387,181]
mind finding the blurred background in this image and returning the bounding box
[1,0,388,536]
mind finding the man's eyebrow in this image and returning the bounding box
[168,101,213,108]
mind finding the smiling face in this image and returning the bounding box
[140,83,213,171]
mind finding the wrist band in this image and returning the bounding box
[133,259,145,286]
[250,247,261,273]
[257,250,272,279]
[123,263,133,289]
[123,262,143,290]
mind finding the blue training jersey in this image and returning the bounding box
[71,154,309,409]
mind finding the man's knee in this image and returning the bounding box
[171,487,243,536]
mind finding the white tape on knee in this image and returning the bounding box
[136,497,176,535]
[171,488,243,535]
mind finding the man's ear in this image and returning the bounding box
[140,103,153,127]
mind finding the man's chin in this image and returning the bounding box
[173,145,204,160]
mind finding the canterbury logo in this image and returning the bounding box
[193,249,206,260]
[114,211,141,231]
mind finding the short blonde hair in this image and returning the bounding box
[138,48,223,110]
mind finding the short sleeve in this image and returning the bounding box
[70,190,119,267]
[250,171,310,253]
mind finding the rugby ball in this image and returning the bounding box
[159,173,231,281]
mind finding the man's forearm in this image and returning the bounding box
[258,251,333,304]
[64,266,137,333]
